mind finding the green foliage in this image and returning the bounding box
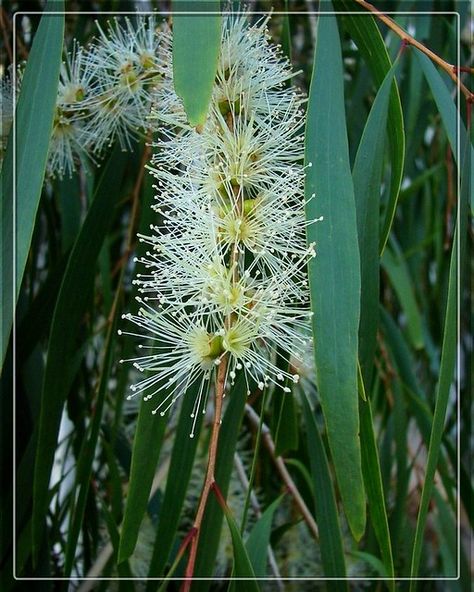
[1,0,64,366]
[172,0,222,127]
[2,3,470,590]
[305,9,366,541]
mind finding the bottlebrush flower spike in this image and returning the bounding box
[46,42,96,178]
[120,12,323,435]
[82,16,168,155]
[45,17,169,178]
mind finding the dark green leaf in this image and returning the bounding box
[304,9,365,541]
[353,58,400,386]
[1,1,64,367]
[382,241,424,350]
[118,397,167,563]
[245,496,284,577]
[64,311,119,576]
[146,381,203,583]
[32,148,128,558]
[414,49,473,215]
[221,498,259,591]
[359,397,395,583]
[172,1,221,127]
[301,392,347,586]
[409,119,469,587]
[338,4,405,252]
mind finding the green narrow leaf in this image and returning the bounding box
[382,241,424,350]
[414,49,473,215]
[273,389,298,456]
[217,494,259,591]
[32,148,128,558]
[338,3,405,253]
[64,314,118,576]
[146,381,203,584]
[56,173,82,253]
[301,392,347,587]
[99,498,135,583]
[349,550,388,578]
[118,398,167,563]
[304,9,365,541]
[272,349,298,456]
[409,120,469,588]
[353,58,401,387]
[1,1,64,368]
[359,397,395,584]
[245,495,284,577]
[172,0,221,127]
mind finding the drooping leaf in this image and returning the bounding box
[245,495,284,577]
[217,489,259,591]
[353,58,401,387]
[338,2,405,253]
[382,240,424,350]
[118,397,167,564]
[359,397,395,584]
[1,1,64,368]
[304,8,365,541]
[301,392,347,588]
[64,313,118,575]
[409,116,470,588]
[172,0,221,127]
[414,49,473,215]
[31,148,128,558]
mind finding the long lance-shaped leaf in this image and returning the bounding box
[213,485,260,592]
[172,0,221,127]
[409,81,470,588]
[1,1,64,368]
[413,49,474,215]
[353,57,401,387]
[408,204,458,585]
[359,397,395,585]
[301,393,347,588]
[64,314,118,575]
[337,1,405,253]
[245,494,284,577]
[117,398,167,563]
[382,240,424,351]
[31,148,128,558]
[304,9,366,541]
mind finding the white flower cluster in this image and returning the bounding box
[120,13,322,434]
[0,17,168,178]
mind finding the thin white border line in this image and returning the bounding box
[11,7,463,583]
[12,11,462,15]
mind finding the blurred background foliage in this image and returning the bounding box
[0,0,472,590]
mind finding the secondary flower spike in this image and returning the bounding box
[120,12,323,435]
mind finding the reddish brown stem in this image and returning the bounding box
[180,355,228,592]
[353,0,473,103]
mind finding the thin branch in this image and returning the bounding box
[181,355,228,592]
[244,404,319,541]
[354,0,473,103]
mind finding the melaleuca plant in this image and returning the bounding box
[5,3,470,588]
